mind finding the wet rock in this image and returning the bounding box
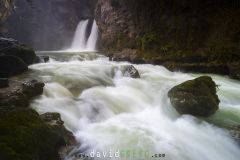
[120,65,140,78]
[225,125,240,145]
[168,76,220,117]
[34,55,50,63]
[0,79,45,107]
[228,63,240,80]
[41,112,76,146]
[22,79,45,97]
[163,61,229,75]
[0,55,28,78]
[0,78,9,88]
[0,37,36,65]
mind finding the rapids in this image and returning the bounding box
[27,52,240,160]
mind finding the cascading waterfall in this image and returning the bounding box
[29,53,240,160]
[70,19,98,51]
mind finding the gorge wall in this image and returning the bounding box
[95,0,240,58]
[0,0,96,50]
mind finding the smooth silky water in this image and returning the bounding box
[18,51,240,160]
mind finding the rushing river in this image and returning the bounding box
[26,52,240,160]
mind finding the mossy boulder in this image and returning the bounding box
[0,38,36,65]
[168,76,220,117]
[0,55,28,78]
[0,108,65,160]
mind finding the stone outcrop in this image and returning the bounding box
[168,76,220,117]
[0,79,44,107]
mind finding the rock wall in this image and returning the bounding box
[95,0,240,56]
[1,0,97,50]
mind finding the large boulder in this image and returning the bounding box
[168,76,220,117]
[0,37,36,65]
[0,55,28,78]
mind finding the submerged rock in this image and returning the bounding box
[0,79,44,107]
[168,76,220,117]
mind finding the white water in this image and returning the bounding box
[29,53,240,160]
[70,20,98,51]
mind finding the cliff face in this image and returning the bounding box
[95,0,240,56]
[1,0,96,50]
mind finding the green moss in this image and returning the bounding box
[0,108,63,160]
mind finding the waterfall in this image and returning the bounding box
[70,20,98,51]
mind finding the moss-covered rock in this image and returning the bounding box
[168,76,220,117]
[0,108,65,160]
[0,55,28,78]
[0,37,36,65]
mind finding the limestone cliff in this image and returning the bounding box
[95,0,240,79]
[95,0,240,56]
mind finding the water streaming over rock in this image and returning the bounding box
[70,20,98,51]
[28,52,240,160]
